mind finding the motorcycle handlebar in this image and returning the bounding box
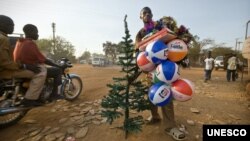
[58,58,73,69]
[67,63,73,68]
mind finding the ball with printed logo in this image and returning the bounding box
[167,39,188,62]
[148,82,172,106]
[171,78,194,101]
[145,40,168,64]
[155,60,180,84]
[136,51,156,72]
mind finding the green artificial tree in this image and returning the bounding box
[101,15,150,138]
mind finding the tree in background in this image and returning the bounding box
[103,41,118,64]
[91,53,105,60]
[36,38,52,53]
[188,35,201,65]
[212,47,234,57]
[117,41,125,54]
[188,37,217,66]
[187,36,245,67]
[37,36,76,63]
[78,51,91,63]
[101,15,150,138]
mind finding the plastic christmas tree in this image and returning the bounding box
[101,15,150,138]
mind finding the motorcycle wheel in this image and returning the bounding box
[0,101,28,128]
[62,75,83,101]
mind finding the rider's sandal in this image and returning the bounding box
[20,99,43,107]
[165,127,186,141]
[48,94,64,102]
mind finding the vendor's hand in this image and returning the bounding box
[24,64,41,74]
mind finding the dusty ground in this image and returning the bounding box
[0,64,249,141]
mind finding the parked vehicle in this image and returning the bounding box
[0,58,83,128]
[79,60,87,64]
[92,56,105,67]
[214,56,225,70]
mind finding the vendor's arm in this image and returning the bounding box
[135,28,146,51]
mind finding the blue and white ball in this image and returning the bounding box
[145,40,168,64]
[148,82,172,106]
[155,60,180,84]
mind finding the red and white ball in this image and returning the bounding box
[136,51,156,72]
[167,39,188,62]
[171,78,194,101]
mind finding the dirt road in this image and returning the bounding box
[0,64,249,141]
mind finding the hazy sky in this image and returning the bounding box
[1,0,249,57]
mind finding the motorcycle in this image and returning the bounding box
[0,58,83,128]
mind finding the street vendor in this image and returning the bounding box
[134,7,186,141]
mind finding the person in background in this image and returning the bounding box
[14,24,64,102]
[0,15,43,107]
[226,53,237,82]
[184,57,190,69]
[135,7,186,141]
[204,51,214,82]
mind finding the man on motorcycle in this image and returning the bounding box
[0,15,43,107]
[13,24,64,102]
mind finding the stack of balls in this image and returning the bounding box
[136,39,195,106]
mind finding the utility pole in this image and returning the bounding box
[245,20,250,39]
[52,22,56,54]
[237,41,242,51]
[235,38,239,51]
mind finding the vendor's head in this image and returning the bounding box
[140,7,153,23]
[23,24,39,40]
[0,15,14,34]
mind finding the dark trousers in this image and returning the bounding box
[227,69,236,81]
[204,69,212,80]
[47,67,62,95]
